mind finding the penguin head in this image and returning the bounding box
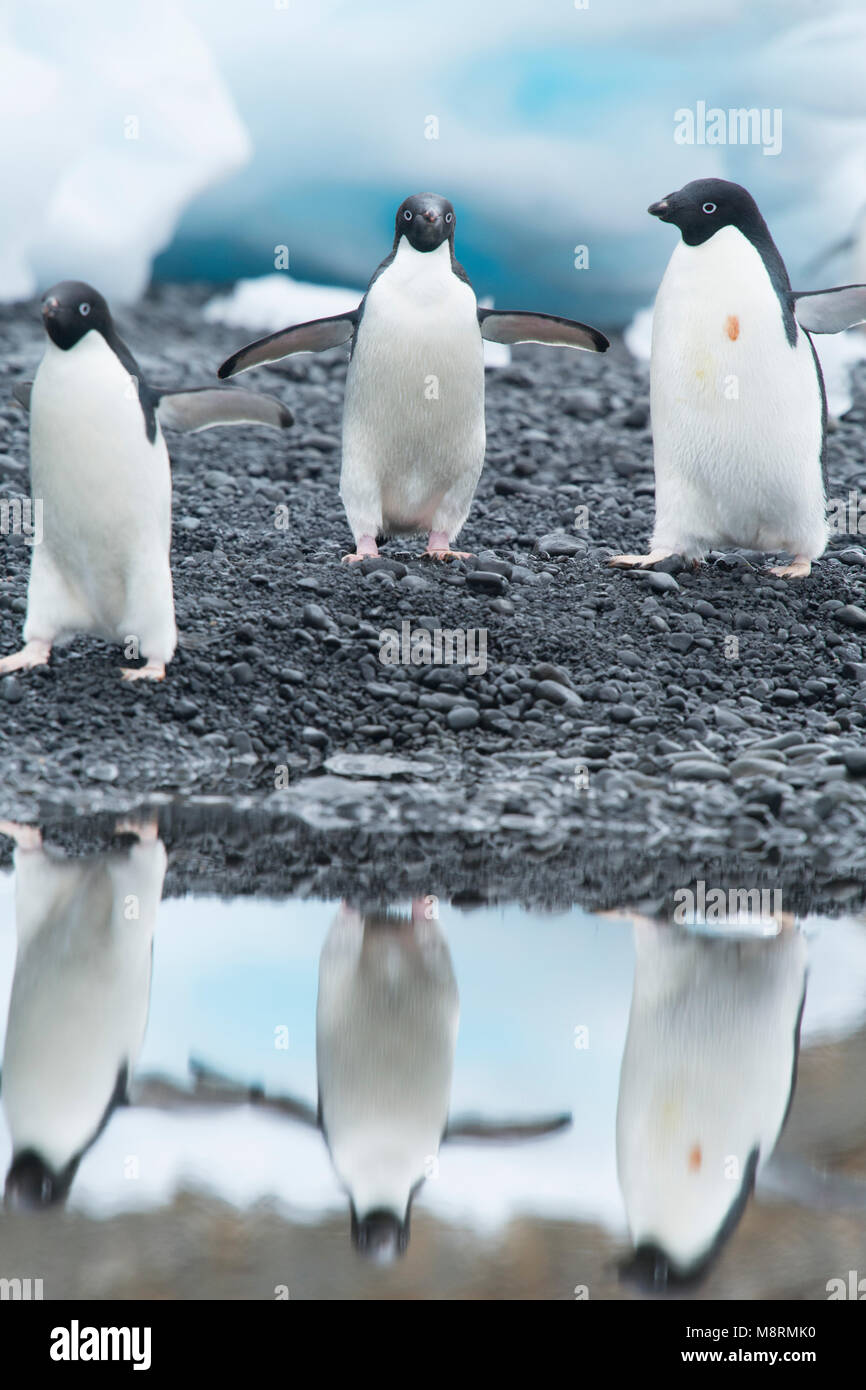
[394,193,455,253]
[5,1149,75,1210]
[351,1205,409,1264]
[40,280,112,351]
[648,178,764,248]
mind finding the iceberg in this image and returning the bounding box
[0,0,251,302]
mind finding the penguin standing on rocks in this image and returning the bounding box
[0,818,165,1208]
[609,179,866,578]
[219,193,609,561]
[0,281,292,681]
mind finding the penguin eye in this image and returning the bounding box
[701,202,717,215]
[445,212,453,224]
[79,303,91,316]
[403,210,413,221]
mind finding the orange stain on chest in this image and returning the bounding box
[688,1144,703,1172]
[725,314,740,341]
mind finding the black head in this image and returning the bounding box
[40,280,112,351]
[648,179,766,248]
[5,1149,76,1210]
[394,193,455,253]
[351,1206,409,1264]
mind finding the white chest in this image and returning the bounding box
[350,239,483,401]
[29,334,171,537]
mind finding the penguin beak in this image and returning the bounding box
[42,296,59,319]
[422,209,439,224]
[648,199,672,220]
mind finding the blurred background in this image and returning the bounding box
[2,1,866,331]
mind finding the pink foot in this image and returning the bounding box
[121,660,166,682]
[423,530,472,560]
[0,638,51,675]
[0,821,43,851]
[114,815,160,842]
[342,535,379,564]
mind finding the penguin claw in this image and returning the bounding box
[121,662,166,682]
[342,535,379,564]
[768,558,811,579]
[0,639,51,674]
[608,549,678,570]
[423,548,473,561]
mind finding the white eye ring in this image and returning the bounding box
[702,202,717,215]
[445,212,453,223]
[403,210,412,221]
[79,302,91,315]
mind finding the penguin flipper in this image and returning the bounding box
[478,309,609,353]
[12,381,33,411]
[188,1057,320,1127]
[156,387,293,432]
[793,285,866,333]
[217,312,359,379]
[444,1111,572,1143]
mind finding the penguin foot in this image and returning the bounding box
[114,814,160,842]
[0,821,42,851]
[0,639,51,674]
[342,535,379,564]
[423,547,473,560]
[423,532,472,560]
[608,549,674,569]
[768,556,811,579]
[121,661,166,682]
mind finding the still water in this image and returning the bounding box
[1,819,865,1301]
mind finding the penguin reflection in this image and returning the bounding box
[615,914,807,1291]
[0,818,164,1208]
[178,899,570,1262]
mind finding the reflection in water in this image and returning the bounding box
[0,818,164,1209]
[317,901,570,1260]
[319,901,460,1261]
[616,916,807,1292]
[0,820,864,1298]
[175,901,571,1263]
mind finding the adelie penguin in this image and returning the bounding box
[609,178,866,579]
[219,193,609,561]
[615,914,807,1291]
[0,818,165,1209]
[0,281,292,681]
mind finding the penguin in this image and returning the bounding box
[615,914,808,1291]
[609,179,866,578]
[218,193,609,562]
[155,900,571,1261]
[0,817,165,1209]
[0,281,292,681]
